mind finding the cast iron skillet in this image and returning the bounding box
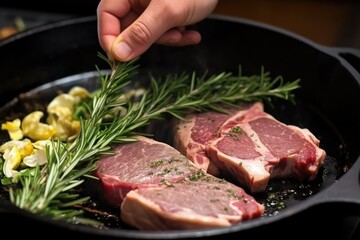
[0,15,359,239]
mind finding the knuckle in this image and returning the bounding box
[127,21,153,46]
[163,2,195,25]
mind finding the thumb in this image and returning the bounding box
[111,5,173,61]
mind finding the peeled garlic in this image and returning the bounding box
[0,138,34,158]
[68,86,90,103]
[21,111,56,140]
[1,118,23,140]
[22,140,50,167]
[3,146,21,178]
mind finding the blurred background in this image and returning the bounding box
[0,0,359,49]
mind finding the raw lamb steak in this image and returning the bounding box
[175,102,326,192]
[95,136,264,230]
[121,174,264,230]
[95,136,198,206]
[174,102,263,176]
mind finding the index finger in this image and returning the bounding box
[97,0,132,53]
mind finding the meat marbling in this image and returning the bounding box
[173,103,263,176]
[175,102,326,192]
[95,136,264,230]
[121,174,264,230]
[95,136,198,206]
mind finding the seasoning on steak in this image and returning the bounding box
[95,136,264,230]
[95,136,198,206]
[175,102,326,192]
[174,102,264,176]
[121,174,264,230]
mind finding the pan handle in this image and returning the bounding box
[0,198,40,223]
[310,156,360,215]
[325,47,360,78]
[0,198,21,214]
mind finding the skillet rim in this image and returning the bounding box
[0,14,359,238]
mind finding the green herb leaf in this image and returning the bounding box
[7,53,300,224]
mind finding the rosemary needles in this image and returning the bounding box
[8,54,300,225]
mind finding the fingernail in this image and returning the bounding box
[114,42,132,59]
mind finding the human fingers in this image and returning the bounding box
[155,28,201,46]
[97,0,132,54]
[110,3,176,61]
[111,0,218,61]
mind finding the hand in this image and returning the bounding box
[97,0,218,62]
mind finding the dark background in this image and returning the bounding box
[1,0,360,49]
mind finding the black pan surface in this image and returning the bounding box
[0,15,359,239]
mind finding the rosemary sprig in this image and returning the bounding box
[8,54,300,224]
